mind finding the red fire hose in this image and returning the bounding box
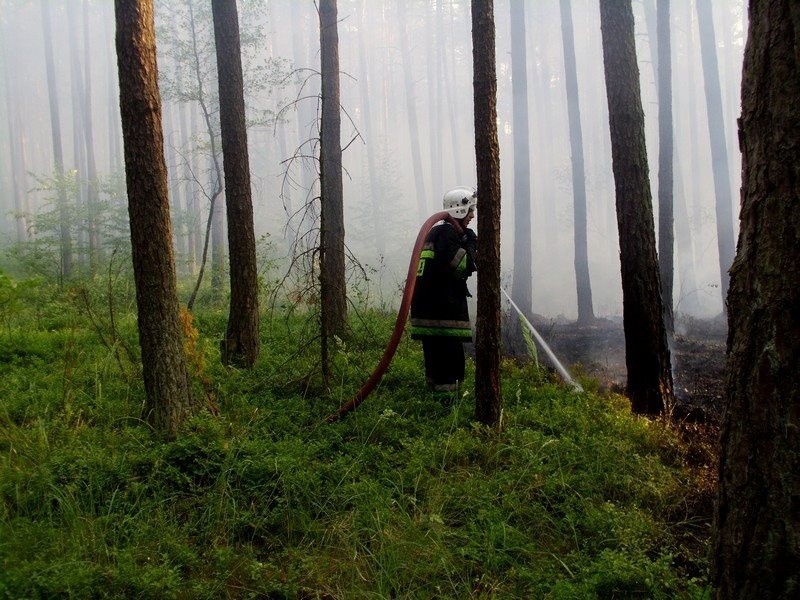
[326,211,464,423]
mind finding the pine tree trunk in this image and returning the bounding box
[210,161,226,294]
[472,0,502,427]
[319,0,347,353]
[82,0,100,272]
[673,159,700,314]
[290,1,318,208]
[599,0,674,416]
[425,4,442,202]
[696,0,735,311]
[656,0,674,332]
[41,0,73,281]
[712,1,800,596]
[164,102,185,266]
[3,34,29,242]
[68,3,89,272]
[396,0,429,220]
[212,0,260,368]
[509,0,533,317]
[560,0,594,323]
[356,0,386,256]
[114,0,198,436]
[186,105,201,273]
[439,0,464,184]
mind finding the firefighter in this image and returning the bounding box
[410,187,478,397]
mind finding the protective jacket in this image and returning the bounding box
[410,222,477,340]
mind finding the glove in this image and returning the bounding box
[460,228,477,251]
[460,228,477,275]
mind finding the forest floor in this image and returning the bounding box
[501,311,727,553]
[501,311,726,495]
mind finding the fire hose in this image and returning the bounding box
[325,211,582,422]
[326,211,463,423]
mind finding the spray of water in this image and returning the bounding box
[501,288,584,393]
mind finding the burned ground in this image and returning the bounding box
[502,312,728,425]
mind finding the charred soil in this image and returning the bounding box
[503,312,727,425]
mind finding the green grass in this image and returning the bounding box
[0,276,712,598]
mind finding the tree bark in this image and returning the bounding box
[211,0,260,368]
[115,0,198,436]
[712,1,800,596]
[599,0,674,416]
[319,0,347,372]
[472,0,502,427]
[559,0,594,323]
[656,0,674,332]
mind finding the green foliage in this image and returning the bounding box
[0,276,712,598]
[3,170,131,282]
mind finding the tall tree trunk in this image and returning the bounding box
[290,0,318,212]
[164,34,187,267]
[185,0,225,309]
[656,0,674,332]
[684,1,705,236]
[356,0,385,256]
[82,0,100,272]
[642,0,658,89]
[560,0,594,323]
[8,107,30,242]
[319,0,347,386]
[41,0,73,281]
[211,0,260,368]
[696,0,736,311]
[68,2,89,272]
[8,103,35,243]
[425,3,443,202]
[114,0,198,436]
[185,104,201,273]
[530,8,558,253]
[164,102,185,265]
[472,0,502,427]
[3,30,29,242]
[509,0,533,317]
[396,0,429,220]
[210,159,226,294]
[712,2,800,596]
[599,0,674,416]
[439,0,464,184]
[673,158,700,314]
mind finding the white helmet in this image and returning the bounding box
[443,186,477,219]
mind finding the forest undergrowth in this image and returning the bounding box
[0,272,714,599]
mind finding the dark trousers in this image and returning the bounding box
[421,337,465,391]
